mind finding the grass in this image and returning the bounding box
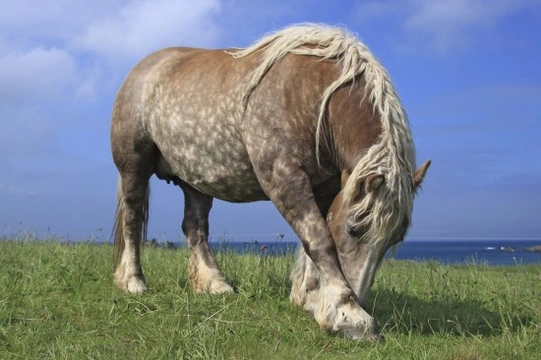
[1,239,540,359]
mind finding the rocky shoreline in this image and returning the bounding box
[495,245,541,252]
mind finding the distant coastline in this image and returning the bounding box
[2,236,541,266]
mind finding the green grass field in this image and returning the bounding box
[1,240,540,359]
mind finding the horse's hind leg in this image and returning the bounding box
[113,170,151,293]
[180,184,234,294]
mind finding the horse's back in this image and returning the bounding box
[114,47,218,110]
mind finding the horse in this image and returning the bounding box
[111,23,430,340]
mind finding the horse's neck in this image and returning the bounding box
[326,83,382,174]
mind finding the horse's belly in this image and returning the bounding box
[181,158,267,203]
[153,127,267,202]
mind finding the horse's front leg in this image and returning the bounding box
[257,161,377,340]
[290,185,338,312]
[290,247,320,312]
[180,184,234,294]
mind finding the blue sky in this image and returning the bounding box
[1,0,540,242]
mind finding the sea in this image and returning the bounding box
[6,235,540,266]
[197,238,541,266]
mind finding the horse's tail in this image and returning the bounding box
[113,178,150,267]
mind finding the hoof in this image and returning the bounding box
[313,286,378,341]
[188,262,235,294]
[125,276,148,294]
[330,301,378,341]
[210,281,235,294]
[114,265,147,294]
[192,279,235,294]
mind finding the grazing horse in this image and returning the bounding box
[111,24,430,340]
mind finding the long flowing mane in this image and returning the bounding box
[231,24,417,244]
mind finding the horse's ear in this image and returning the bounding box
[365,174,385,193]
[414,160,431,188]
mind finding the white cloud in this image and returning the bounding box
[0,47,77,103]
[0,1,125,44]
[355,0,537,52]
[0,183,39,197]
[74,0,222,66]
[404,0,526,52]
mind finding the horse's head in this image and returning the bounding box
[327,160,431,306]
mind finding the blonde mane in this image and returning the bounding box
[231,23,416,244]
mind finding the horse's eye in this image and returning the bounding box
[347,227,359,237]
[346,219,363,238]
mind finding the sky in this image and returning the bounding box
[1,0,540,242]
